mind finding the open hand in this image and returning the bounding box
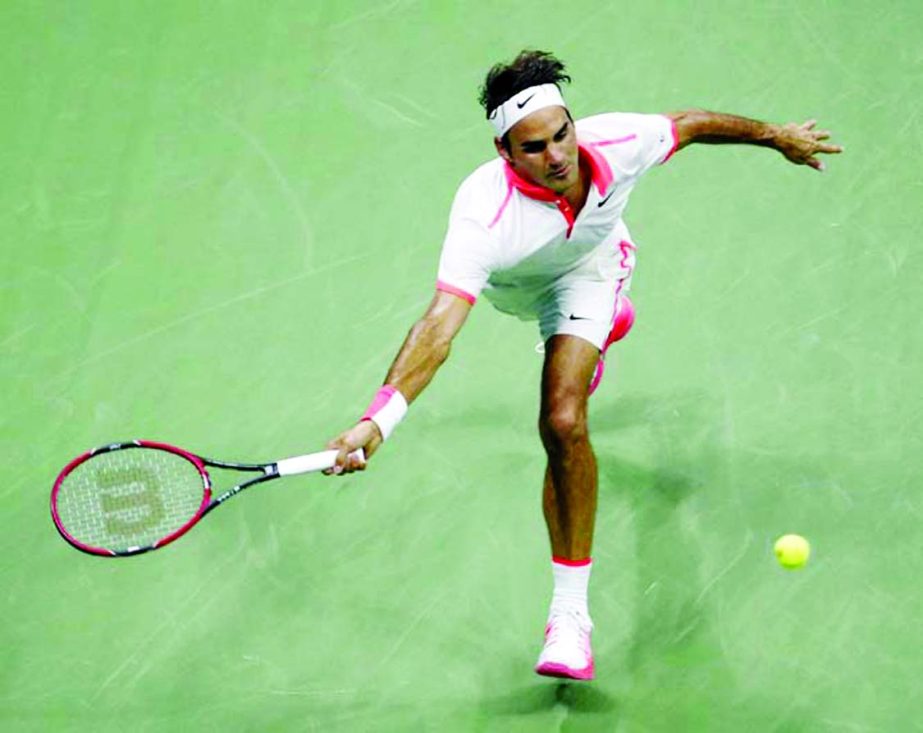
[775,119,843,171]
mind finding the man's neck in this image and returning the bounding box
[563,155,592,214]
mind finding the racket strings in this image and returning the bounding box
[55,449,206,552]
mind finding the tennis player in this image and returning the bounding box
[324,50,842,680]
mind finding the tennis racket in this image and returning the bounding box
[50,440,364,557]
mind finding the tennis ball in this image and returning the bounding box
[774,534,810,569]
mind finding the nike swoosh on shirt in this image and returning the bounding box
[516,94,536,109]
[597,190,615,207]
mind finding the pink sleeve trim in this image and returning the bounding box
[361,385,397,420]
[661,116,679,164]
[436,280,477,305]
[588,134,637,147]
[552,555,592,567]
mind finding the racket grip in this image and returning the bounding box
[275,448,366,476]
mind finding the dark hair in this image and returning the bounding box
[479,50,572,149]
[479,50,571,116]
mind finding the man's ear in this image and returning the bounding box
[494,137,513,165]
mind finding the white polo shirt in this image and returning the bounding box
[436,112,677,319]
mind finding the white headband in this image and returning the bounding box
[488,83,567,137]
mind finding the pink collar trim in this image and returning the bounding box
[579,142,613,196]
[502,142,613,202]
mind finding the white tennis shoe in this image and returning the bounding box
[534,606,595,681]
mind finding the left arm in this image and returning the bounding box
[667,109,843,171]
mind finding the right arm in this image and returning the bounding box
[325,289,472,473]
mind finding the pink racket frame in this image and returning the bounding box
[50,440,213,557]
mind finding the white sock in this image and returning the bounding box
[550,557,592,616]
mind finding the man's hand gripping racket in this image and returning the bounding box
[324,383,407,475]
[50,441,365,557]
[324,419,382,476]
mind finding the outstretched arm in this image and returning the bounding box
[667,109,843,171]
[325,289,472,474]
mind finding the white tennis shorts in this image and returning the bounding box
[482,238,637,351]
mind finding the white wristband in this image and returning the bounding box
[360,385,408,441]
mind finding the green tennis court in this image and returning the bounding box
[3,1,922,730]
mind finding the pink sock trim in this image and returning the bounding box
[361,385,397,420]
[552,556,592,567]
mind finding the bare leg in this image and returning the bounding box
[539,334,600,560]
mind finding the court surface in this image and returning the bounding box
[3,1,922,731]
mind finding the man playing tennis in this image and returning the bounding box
[325,50,842,680]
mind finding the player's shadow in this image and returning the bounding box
[593,391,730,642]
[482,680,616,714]
[421,386,825,726]
[588,389,822,728]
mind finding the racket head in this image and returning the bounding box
[51,440,212,557]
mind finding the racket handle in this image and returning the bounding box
[275,448,366,476]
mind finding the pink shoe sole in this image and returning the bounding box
[535,660,595,681]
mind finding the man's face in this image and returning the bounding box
[497,106,580,194]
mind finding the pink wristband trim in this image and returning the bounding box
[361,385,397,420]
[552,556,592,567]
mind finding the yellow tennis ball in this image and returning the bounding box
[774,534,810,569]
